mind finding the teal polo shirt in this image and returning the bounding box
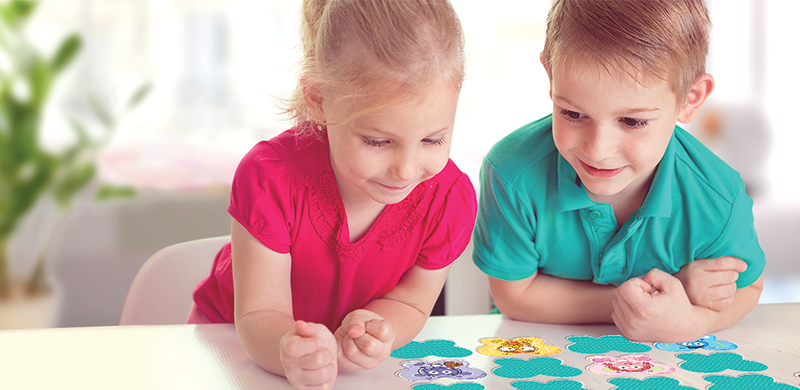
[473,115,765,288]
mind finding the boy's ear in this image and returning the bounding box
[302,78,326,123]
[677,74,714,123]
[540,53,554,99]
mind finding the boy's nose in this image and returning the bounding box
[583,126,616,162]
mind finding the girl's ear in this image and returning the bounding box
[677,73,714,124]
[302,78,326,123]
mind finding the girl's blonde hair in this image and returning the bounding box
[284,0,465,126]
[541,0,711,100]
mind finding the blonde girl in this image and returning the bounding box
[191,1,475,388]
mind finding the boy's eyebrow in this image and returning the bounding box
[554,95,660,116]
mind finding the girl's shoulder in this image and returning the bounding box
[424,159,478,212]
[433,159,476,195]
[237,124,328,182]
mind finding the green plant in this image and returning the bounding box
[0,0,147,297]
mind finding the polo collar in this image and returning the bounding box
[556,128,677,218]
[557,153,595,212]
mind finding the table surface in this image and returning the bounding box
[1,303,798,390]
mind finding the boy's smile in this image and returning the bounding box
[548,56,693,208]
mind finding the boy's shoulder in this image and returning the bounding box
[670,127,745,202]
[484,115,558,184]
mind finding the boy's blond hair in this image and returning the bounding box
[541,0,711,99]
[285,0,465,126]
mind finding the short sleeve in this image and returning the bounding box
[415,173,478,270]
[228,142,294,254]
[472,157,540,281]
[700,188,766,288]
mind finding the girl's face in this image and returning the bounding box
[322,81,460,207]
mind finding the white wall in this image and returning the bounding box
[15,0,800,325]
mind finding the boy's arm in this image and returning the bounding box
[335,264,451,371]
[613,268,763,342]
[674,256,748,311]
[488,271,617,324]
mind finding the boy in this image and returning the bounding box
[472,0,764,342]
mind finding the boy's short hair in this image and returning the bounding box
[541,0,711,99]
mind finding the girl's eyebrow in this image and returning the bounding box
[553,94,660,116]
[363,126,453,138]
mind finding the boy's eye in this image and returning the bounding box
[363,137,390,147]
[559,109,586,121]
[620,117,648,129]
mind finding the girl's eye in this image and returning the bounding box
[559,109,586,121]
[620,117,648,129]
[363,137,390,147]
[423,137,447,146]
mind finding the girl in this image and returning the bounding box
[190,0,476,389]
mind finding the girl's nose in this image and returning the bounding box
[392,148,418,182]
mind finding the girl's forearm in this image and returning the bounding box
[363,297,431,350]
[235,309,296,376]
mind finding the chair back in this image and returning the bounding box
[118,235,229,325]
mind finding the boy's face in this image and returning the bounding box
[549,58,691,206]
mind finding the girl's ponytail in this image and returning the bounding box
[283,0,464,127]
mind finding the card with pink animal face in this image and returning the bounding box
[586,354,676,376]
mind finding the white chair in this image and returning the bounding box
[118,235,230,325]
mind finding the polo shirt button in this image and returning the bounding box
[429,181,438,189]
[589,210,602,219]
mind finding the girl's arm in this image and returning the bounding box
[335,263,451,371]
[231,220,337,387]
[367,263,451,348]
[487,272,617,324]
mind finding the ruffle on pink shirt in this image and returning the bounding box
[307,171,433,263]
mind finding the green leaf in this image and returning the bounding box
[27,55,53,106]
[126,82,152,110]
[0,154,55,237]
[95,183,137,202]
[0,0,36,30]
[10,0,35,19]
[87,93,114,129]
[51,161,96,210]
[51,34,82,74]
[68,117,90,146]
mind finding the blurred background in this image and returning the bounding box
[0,0,797,329]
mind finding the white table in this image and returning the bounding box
[1,303,798,389]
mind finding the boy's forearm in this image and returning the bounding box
[489,273,617,324]
[696,277,763,334]
[235,310,295,377]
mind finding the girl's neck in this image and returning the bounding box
[343,198,386,243]
[333,169,387,243]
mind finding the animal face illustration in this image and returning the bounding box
[395,359,487,382]
[654,335,737,352]
[477,337,562,356]
[587,355,676,376]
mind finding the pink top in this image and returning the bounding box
[192,123,477,331]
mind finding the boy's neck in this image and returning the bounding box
[585,168,656,228]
